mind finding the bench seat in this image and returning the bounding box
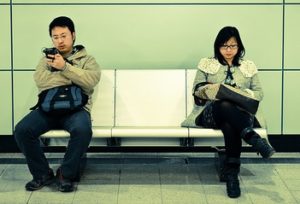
[111,126,188,138]
[42,127,267,139]
[41,127,189,138]
[41,126,112,138]
[189,127,267,138]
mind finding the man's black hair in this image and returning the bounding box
[49,16,75,36]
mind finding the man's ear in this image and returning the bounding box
[72,32,76,42]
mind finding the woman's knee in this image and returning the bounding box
[213,101,236,118]
[216,100,235,110]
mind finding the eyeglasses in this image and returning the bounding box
[51,34,70,41]
[220,44,238,50]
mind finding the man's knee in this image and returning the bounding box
[69,126,92,141]
[14,122,28,143]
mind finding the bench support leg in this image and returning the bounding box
[188,138,194,147]
[180,138,188,146]
[179,138,194,147]
[107,138,121,146]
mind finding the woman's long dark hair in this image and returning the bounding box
[214,26,245,66]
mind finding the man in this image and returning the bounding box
[14,16,101,192]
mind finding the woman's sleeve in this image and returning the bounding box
[192,69,209,106]
[193,69,208,92]
[250,73,264,101]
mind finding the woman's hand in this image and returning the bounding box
[244,88,255,98]
[205,83,219,90]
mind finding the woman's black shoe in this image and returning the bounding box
[221,157,241,198]
[226,173,241,198]
[252,138,275,159]
[25,169,54,191]
[245,135,275,158]
[241,128,275,159]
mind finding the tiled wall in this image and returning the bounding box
[1,1,299,135]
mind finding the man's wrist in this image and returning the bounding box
[61,62,67,71]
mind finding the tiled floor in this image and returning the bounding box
[0,152,300,204]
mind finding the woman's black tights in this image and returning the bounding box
[212,100,253,158]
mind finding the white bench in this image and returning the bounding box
[41,69,267,148]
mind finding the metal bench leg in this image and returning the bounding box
[107,138,121,146]
[180,138,188,146]
[188,138,194,147]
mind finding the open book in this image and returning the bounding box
[194,83,259,114]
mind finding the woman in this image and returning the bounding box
[182,26,275,198]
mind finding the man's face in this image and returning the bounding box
[51,26,75,55]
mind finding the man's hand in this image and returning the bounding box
[46,53,66,70]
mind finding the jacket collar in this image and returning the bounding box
[198,57,258,77]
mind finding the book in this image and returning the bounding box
[194,83,259,114]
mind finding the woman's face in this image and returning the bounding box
[219,37,238,65]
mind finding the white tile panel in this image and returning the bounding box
[259,71,282,134]
[0,72,12,134]
[284,5,300,69]
[283,72,300,134]
[0,5,10,69]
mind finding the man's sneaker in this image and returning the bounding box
[56,168,74,192]
[25,169,54,191]
[252,138,275,159]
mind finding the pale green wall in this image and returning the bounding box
[0,3,12,134]
[0,1,299,135]
[13,5,282,69]
[0,5,10,69]
[0,72,12,135]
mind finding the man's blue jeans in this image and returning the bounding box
[14,108,92,180]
